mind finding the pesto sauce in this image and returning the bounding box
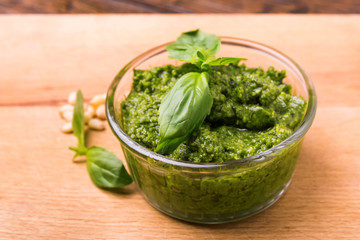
[121,63,306,163]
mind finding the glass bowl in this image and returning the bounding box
[106,37,317,224]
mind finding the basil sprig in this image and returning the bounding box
[156,30,247,154]
[69,90,132,188]
[166,29,220,69]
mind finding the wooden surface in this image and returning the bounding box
[0,15,360,239]
[1,0,360,13]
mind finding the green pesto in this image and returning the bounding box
[121,63,306,163]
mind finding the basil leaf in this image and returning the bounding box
[174,29,221,56]
[204,57,247,66]
[86,146,133,188]
[72,90,85,147]
[156,72,213,154]
[166,30,221,66]
[166,44,208,68]
[69,90,87,159]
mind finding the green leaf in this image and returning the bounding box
[166,29,221,66]
[156,72,213,154]
[72,90,85,148]
[204,57,247,67]
[174,29,221,56]
[70,90,87,159]
[166,44,208,68]
[86,146,133,188]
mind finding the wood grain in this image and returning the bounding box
[0,15,360,239]
[0,0,360,13]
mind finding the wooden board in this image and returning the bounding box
[0,15,360,239]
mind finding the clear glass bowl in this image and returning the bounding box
[106,37,317,224]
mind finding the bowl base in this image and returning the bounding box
[142,179,292,224]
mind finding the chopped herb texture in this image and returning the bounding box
[121,63,306,163]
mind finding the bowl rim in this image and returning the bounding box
[106,37,317,169]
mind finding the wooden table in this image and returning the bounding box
[1,0,360,13]
[0,15,359,239]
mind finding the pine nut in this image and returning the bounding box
[88,118,105,131]
[96,104,106,120]
[90,94,106,109]
[59,104,74,118]
[62,111,73,122]
[86,105,96,118]
[84,111,91,124]
[61,122,73,133]
[68,91,77,105]
[72,156,87,163]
